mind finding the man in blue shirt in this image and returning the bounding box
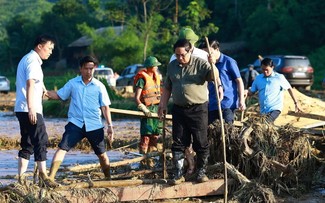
[199,39,246,124]
[47,56,114,182]
[246,58,302,123]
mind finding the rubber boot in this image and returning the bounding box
[139,136,150,169]
[18,157,29,185]
[147,135,159,168]
[196,152,209,183]
[102,166,111,180]
[147,146,157,168]
[49,161,62,181]
[169,151,185,185]
[39,172,60,188]
[18,173,27,185]
[98,153,111,180]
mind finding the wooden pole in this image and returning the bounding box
[204,37,228,203]
[110,108,172,120]
[110,107,242,127]
[162,111,167,179]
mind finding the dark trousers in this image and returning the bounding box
[208,108,235,124]
[171,102,209,156]
[267,110,281,123]
[16,112,48,161]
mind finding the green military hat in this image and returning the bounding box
[143,56,161,68]
[179,27,199,45]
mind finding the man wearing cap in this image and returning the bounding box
[134,56,163,168]
[170,27,208,62]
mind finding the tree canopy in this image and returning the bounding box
[0,0,324,88]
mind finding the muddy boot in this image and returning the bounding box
[18,173,27,185]
[102,166,111,180]
[196,152,209,183]
[49,161,62,181]
[169,151,185,185]
[147,146,158,168]
[39,172,60,188]
[139,136,150,169]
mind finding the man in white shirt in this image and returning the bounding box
[15,34,58,187]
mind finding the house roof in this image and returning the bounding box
[68,25,125,47]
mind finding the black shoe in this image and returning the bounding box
[169,175,185,185]
[197,169,209,183]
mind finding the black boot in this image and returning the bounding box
[169,151,185,185]
[196,152,209,183]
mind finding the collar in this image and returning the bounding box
[30,50,43,65]
[216,52,225,64]
[264,71,275,78]
[77,75,94,85]
[177,56,194,68]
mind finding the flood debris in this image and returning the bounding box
[208,115,324,203]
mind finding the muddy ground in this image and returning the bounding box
[0,90,324,203]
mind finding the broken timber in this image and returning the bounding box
[67,152,161,173]
[57,179,231,202]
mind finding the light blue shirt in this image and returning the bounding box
[57,76,111,132]
[15,50,44,114]
[250,72,291,114]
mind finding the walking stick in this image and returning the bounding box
[162,110,167,179]
[205,37,228,203]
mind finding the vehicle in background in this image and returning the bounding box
[0,76,10,94]
[116,64,145,86]
[241,55,314,90]
[94,66,116,87]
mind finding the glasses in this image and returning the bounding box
[175,51,189,58]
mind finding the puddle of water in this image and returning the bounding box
[0,111,142,185]
[0,149,138,185]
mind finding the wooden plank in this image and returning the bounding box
[287,111,325,122]
[301,121,325,129]
[58,179,230,202]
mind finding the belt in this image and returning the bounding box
[174,103,201,109]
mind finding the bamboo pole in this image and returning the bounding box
[110,108,172,120]
[110,107,242,127]
[204,37,228,203]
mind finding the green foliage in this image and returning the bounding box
[0,0,324,91]
[309,46,325,90]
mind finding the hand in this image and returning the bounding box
[238,101,246,111]
[294,103,303,113]
[28,108,37,125]
[106,126,114,142]
[138,103,152,117]
[218,85,224,101]
[158,105,166,120]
